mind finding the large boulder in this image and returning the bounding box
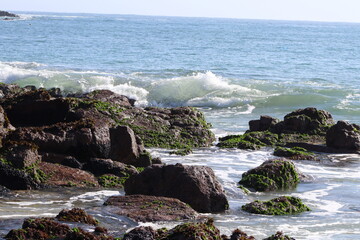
[326,121,360,151]
[239,159,300,192]
[281,107,334,134]
[104,195,198,222]
[56,208,98,226]
[125,164,229,213]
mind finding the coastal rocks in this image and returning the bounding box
[227,229,255,240]
[0,10,19,18]
[273,146,316,160]
[123,219,221,240]
[249,115,279,132]
[0,106,14,146]
[326,121,360,151]
[281,107,334,134]
[56,208,98,226]
[239,159,300,192]
[218,107,340,154]
[241,196,311,215]
[5,218,71,240]
[263,231,295,240]
[3,142,41,169]
[5,209,114,240]
[125,163,229,213]
[104,195,198,222]
[0,162,39,190]
[83,158,138,177]
[82,89,135,107]
[39,162,99,187]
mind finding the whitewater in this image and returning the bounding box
[1,12,360,239]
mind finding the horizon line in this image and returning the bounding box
[6,9,360,25]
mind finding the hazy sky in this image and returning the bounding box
[3,0,360,23]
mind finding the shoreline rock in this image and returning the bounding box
[0,11,19,18]
[124,163,229,213]
[239,159,301,192]
[242,196,311,215]
[104,195,198,222]
[0,85,215,190]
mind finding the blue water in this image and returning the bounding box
[1,12,360,239]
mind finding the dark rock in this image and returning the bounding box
[161,218,221,240]
[109,126,143,166]
[229,229,255,240]
[282,107,334,134]
[263,231,295,240]
[0,185,10,194]
[249,115,280,132]
[326,121,360,151]
[104,195,198,222]
[39,162,99,187]
[242,196,311,215]
[0,105,14,147]
[4,142,41,169]
[125,163,228,213]
[0,11,19,18]
[83,158,138,177]
[56,208,98,226]
[122,226,157,240]
[0,162,39,190]
[82,89,135,107]
[61,156,82,169]
[239,159,300,192]
[123,219,221,240]
[5,217,71,240]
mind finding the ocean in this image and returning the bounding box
[0,12,360,239]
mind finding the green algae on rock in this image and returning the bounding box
[239,159,300,192]
[273,146,316,160]
[242,196,311,215]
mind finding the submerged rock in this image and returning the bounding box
[104,195,198,222]
[239,159,300,192]
[326,121,360,151]
[242,196,311,215]
[125,163,229,213]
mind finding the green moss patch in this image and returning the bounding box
[98,174,129,188]
[274,146,316,160]
[239,159,300,192]
[242,196,311,215]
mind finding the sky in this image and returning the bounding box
[3,0,360,23]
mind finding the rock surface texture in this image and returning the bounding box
[104,195,198,222]
[125,163,229,213]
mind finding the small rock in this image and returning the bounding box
[56,208,98,226]
[242,196,311,215]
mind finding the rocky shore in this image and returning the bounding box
[0,11,19,20]
[1,83,359,239]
